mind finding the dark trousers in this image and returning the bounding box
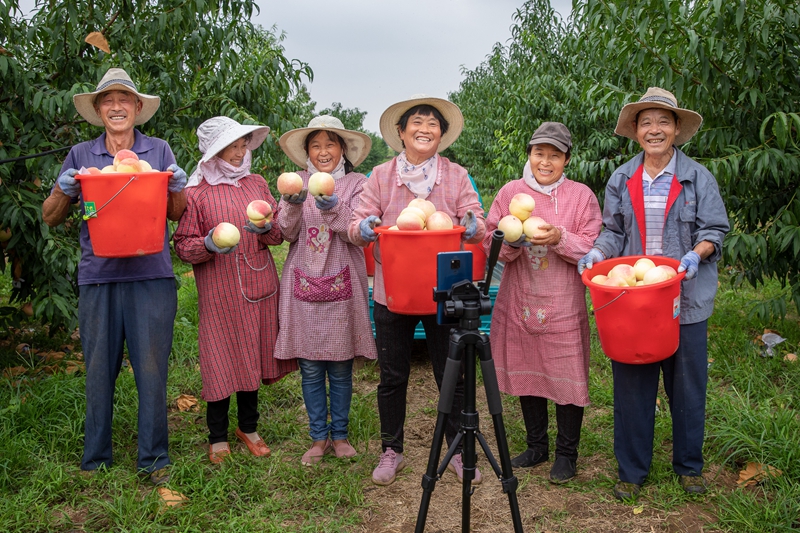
[519,396,584,461]
[206,390,260,444]
[79,278,176,474]
[612,320,708,485]
[373,302,464,454]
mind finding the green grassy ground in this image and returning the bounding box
[0,246,798,531]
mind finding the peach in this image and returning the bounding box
[115,158,142,173]
[139,159,154,172]
[100,165,117,173]
[643,265,671,285]
[590,274,608,284]
[522,216,548,239]
[603,276,629,287]
[246,200,273,227]
[400,206,428,222]
[276,172,304,196]
[308,172,335,196]
[633,257,656,281]
[113,149,138,167]
[395,211,425,230]
[407,198,437,219]
[212,222,240,248]
[509,193,535,221]
[426,211,454,230]
[86,167,102,175]
[660,265,678,279]
[498,215,524,242]
[607,263,637,286]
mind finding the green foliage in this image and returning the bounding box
[318,102,393,172]
[0,0,313,330]
[449,0,800,318]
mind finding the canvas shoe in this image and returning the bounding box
[372,449,405,486]
[511,448,548,469]
[447,454,483,485]
[613,481,642,500]
[548,455,577,484]
[679,475,707,494]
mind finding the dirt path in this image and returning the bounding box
[354,355,729,533]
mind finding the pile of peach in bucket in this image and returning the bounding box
[83,150,162,174]
[588,257,678,287]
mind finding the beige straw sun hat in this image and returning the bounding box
[614,87,703,145]
[279,115,372,169]
[379,94,464,154]
[73,67,161,127]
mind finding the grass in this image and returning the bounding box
[1,247,799,531]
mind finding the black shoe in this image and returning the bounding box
[679,475,707,494]
[613,481,641,500]
[549,455,576,484]
[511,448,548,468]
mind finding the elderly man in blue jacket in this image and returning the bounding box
[579,87,729,500]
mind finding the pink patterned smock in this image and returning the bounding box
[274,170,377,362]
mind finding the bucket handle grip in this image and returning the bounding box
[82,176,137,221]
[591,290,627,314]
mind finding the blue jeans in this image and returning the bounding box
[612,320,708,485]
[79,278,177,473]
[298,359,354,441]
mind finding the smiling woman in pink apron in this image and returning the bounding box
[174,117,295,465]
[274,116,377,466]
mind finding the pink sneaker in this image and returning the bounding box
[372,449,406,486]
[447,454,483,485]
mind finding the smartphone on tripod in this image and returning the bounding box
[436,251,473,325]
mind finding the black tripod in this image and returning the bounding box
[415,230,524,533]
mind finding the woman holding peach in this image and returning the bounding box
[174,117,295,464]
[274,116,377,466]
[483,122,601,483]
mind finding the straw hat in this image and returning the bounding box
[614,87,703,145]
[379,94,464,154]
[73,68,161,127]
[196,116,271,164]
[279,115,372,168]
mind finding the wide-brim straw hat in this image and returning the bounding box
[196,116,271,164]
[73,67,161,127]
[279,115,373,168]
[379,94,464,154]
[615,87,703,145]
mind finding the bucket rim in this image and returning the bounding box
[75,170,173,180]
[581,254,685,290]
[374,225,466,236]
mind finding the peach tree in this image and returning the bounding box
[0,0,313,331]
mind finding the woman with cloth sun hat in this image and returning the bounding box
[348,94,486,486]
[274,115,377,466]
[173,116,296,464]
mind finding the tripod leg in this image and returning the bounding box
[415,332,465,533]
[477,334,525,533]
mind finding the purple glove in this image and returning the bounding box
[57,168,80,198]
[677,251,701,280]
[578,248,604,274]
[166,164,187,193]
[243,220,271,234]
[283,189,308,205]
[505,234,532,248]
[359,215,381,242]
[314,193,339,210]
[460,210,477,240]
[204,228,237,254]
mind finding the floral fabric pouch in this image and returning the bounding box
[293,265,353,303]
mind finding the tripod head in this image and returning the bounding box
[433,230,505,330]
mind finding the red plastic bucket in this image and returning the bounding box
[374,225,465,314]
[364,242,376,276]
[75,171,170,258]
[581,255,685,364]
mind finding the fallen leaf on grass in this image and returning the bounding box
[737,462,782,487]
[785,353,797,362]
[64,361,85,374]
[70,329,81,341]
[176,394,198,412]
[15,343,30,353]
[182,271,195,278]
[633,505,644,514]
[157,487,188,508]
[3,366,27,378]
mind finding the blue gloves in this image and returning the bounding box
[578,248,605,274]
[677,251,701,280]
[57,168,81,198]
[505,234,531,248]
[283,189,308,205]
[204,228,237,254]
[166,164,187,193]
[315,193,339,210]
[243,220,271,234]
[460,210,477,240]
[359,215,381,243]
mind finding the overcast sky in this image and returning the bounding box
[253,1,573,134]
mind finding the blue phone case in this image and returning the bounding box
[436,251,473,325]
